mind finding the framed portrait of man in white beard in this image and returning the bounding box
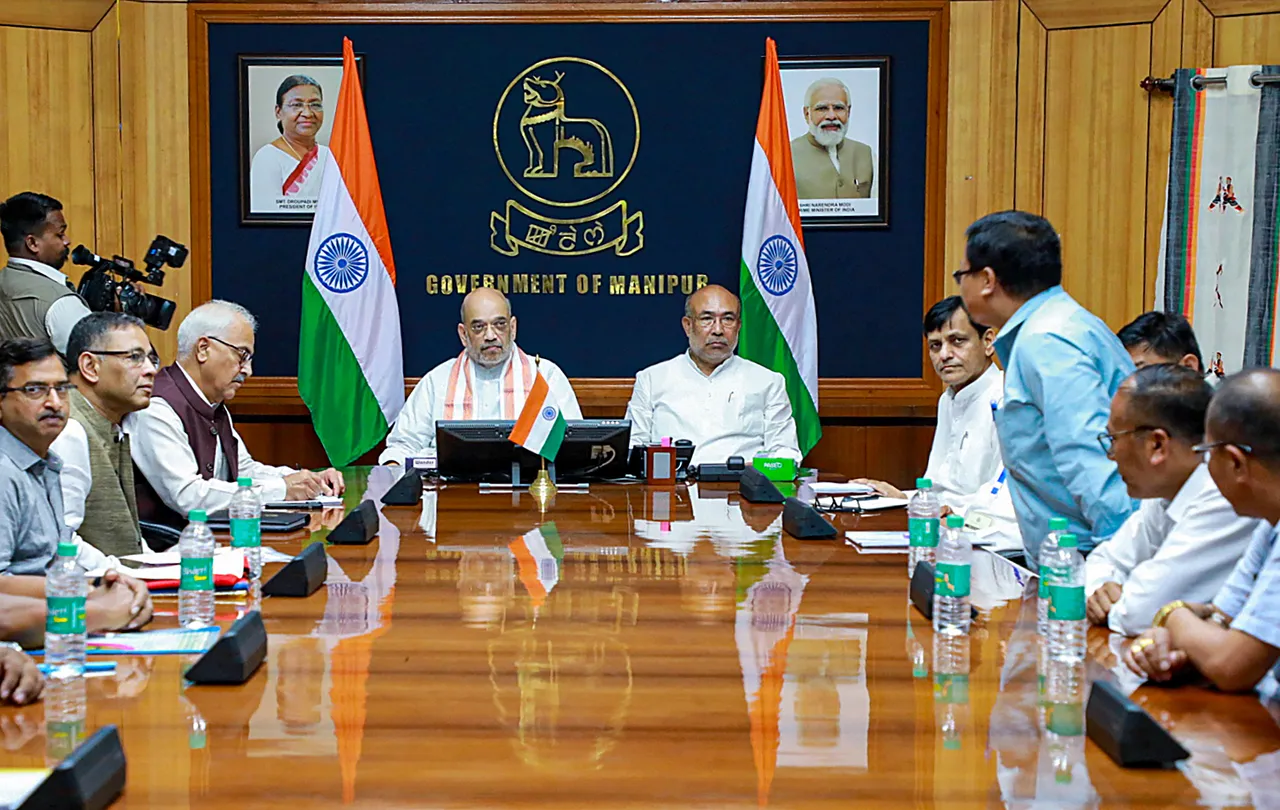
[778,56,889,229]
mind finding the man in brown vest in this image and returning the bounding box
[50,312,156,558]
[132,300,344,530]
[0,192,92,354]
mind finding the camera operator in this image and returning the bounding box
[0,192,92,355]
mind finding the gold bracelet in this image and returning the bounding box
[1152,600,1189,628]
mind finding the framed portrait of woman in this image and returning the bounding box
[238,54,365,225]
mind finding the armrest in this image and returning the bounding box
[140,521,182,552]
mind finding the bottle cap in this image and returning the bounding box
[237,477,253,487]
[945,514,965,528]
[916,478,932,489]
[188,510,207,523]
[56,542,78,558]
[1049,517,1069,531]
[1059,533,1078,548]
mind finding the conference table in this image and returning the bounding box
[3,467,1279,808]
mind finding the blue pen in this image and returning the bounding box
[990,468,1007,496]
[38,661,117,676]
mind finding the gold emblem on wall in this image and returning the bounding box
[491,57,643,257]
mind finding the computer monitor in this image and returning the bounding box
[435,419,631,482]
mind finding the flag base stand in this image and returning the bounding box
[510,461,556,488]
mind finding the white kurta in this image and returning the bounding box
[626,352,801,467]
[378,350,582,464]
[249,143,330,214]
[1085,463,1263,636]
[130,365,297,514]
[924,363,1004,502]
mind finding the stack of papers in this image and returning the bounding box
[809,481,878,496]
[844,531,994,554]
[265,495,343,509]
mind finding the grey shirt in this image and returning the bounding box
[0,426,68,575]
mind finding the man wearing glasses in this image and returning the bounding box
[957,211,1136,564]
[379,288,582,464]
[132,300,343,531]
[47,313,157,559]
[1085,365,1261,636]
[0,336,153,637]
[625,285,799,467]
[1125,369,1280,700]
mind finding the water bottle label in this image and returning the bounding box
[230,518,262,548]
[1038,564,1068,598]
[933,673,970,704]
[46,596,86,635]
[1046,701,1084,736]
[935,562,970,598]
[181,557,215,592]
[909,517,940,548]
[1048,583,1086,621]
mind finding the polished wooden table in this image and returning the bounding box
[4,467,1278,807]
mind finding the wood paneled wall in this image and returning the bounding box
[6,0,1280,475]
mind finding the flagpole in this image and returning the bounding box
[529,354,557,510]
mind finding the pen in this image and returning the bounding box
[38,661,117,675]
[990,468,1007,495]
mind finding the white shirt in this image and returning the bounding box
[1085,463,1263,636]
[46,415,122,572]
[8,257,92,354]
[626,352,801,467]
[130,365,296,514]
[249,143,330,214]
[924,363,1004,503]
[379,352,582,464]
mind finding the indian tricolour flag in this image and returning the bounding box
[509,370,566,461]
[299,37,405,466]
[739,37,821,455]
[509,523,564,609]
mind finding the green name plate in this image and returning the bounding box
[752,457,797,482]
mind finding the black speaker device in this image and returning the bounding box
[1086,680,1191,767]
[739,467,785,503]
[184,610,267,685]
[328,499,379,545]
[19,725,126,810]
[697,455,747,482]
[261,541,327,598]
[380,469,423,506]
[782,497,837,538]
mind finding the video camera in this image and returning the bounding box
[71,236,187,330]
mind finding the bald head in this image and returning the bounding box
[1207,369,1280,464]
[683,284,741,373]
[457,288,516,368]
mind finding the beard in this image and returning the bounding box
[48,247,69,271]
[808,118,847,148]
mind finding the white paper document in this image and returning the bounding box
[808,481,877,496]
[844,531,994,550]
[92,547,246,581]
[265,495,344,509]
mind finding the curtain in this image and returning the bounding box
[1156,65,1280,377]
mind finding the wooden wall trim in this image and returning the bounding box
[1013,3,1047,213]
[0,0,115,31]
[1201,0,1280,16]
[187,0,950,412]
[1021,0,1171,29]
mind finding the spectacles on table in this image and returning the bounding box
[206,336,254,366]
[87,349,158,368]
[1096,426,1162,457]
[0,382,76,400]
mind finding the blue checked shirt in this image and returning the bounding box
[0,425,70,575]
[993,286,1138,561]
[1213,521,1280,700]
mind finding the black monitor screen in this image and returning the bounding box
[436,420,631,482]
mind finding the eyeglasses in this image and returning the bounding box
[1097,426,1162,457]
[284,101,324,113]
[695,314,738,329]
[1191,440,1254,462]
[952,267,982,285]
[0,382,76,400]
[87,349,157,369]
[206,336,254,367]
[467,319,510,337]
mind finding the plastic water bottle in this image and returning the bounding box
[179,510,216,628]
[907,478,941,577]
[1037,516,1070,638]
[229,477,262,579]
[44,675,86,765]
[44,542,87,679]
[933,632,971,752]
[933,514,973,635]
[1045,533,1087,664]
